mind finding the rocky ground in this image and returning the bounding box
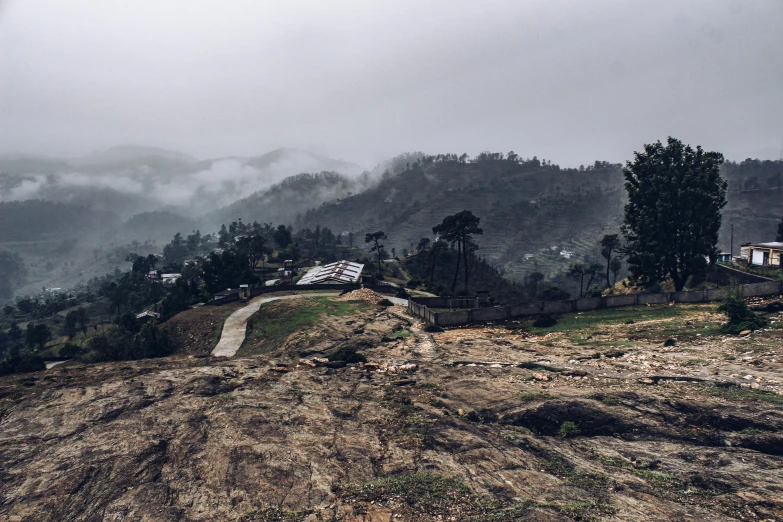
[1,296,783,521]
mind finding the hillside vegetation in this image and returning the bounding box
[296,157,625,280]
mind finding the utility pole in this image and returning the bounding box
[730,223,734,262]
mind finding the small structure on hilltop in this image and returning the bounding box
[741,242,783,267]
[239,284,250,301]
[214,288,239,301]
[161,273,182,284]
[475,290,492,308]
[297,260,364,285]
[716,252,732,263]
[136,310,160,324]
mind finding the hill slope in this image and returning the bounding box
[296,159,625,280]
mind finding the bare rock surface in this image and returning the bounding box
[2,300,783,521]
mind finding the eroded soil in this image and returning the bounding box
[1,298,783,521]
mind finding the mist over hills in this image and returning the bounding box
[0,146,365,219]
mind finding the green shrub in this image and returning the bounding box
[378,298,393,307]
[395,288,410,299]
[406,279,421,289]
[559,421,581,438]
[533,314,558,328]
[423,324,443,333]
[328,346,366,364]
[663,338,676,347]
[717,291,769,335]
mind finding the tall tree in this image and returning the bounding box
[433,215,460,292]
[365,231,387,274]
[610,257,623,285]
[76,307,89,335]
[776,217,783,242]
[273,225,292,250]
[622,137,727,291]
[428,239,447,281]
[567,262,587,298]
[433,211,483,293]
[600,234,622,288]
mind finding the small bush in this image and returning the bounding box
[423,324,443,333]
[663,338,676,347]
[624,319,635,325]
[586,285,603,298]
[718,291,769,335]
[378,298,393,307]
[406,279,421,289]
[327,346,367,364]
[533,314,558,328]
[559,421,581,438]
[395,288,410,299]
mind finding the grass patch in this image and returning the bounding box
[381,330,412,342]
[511,303,722,341]
[519,391,550,402]
[207,393,236,402]
[707,385,783,405]
[339,472,615,521]
[340,473,472,514]
[237,297,363,356]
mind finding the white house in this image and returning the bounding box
[741,242,783,267]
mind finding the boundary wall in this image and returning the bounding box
[408,280,783,327]
[210,283,398,305]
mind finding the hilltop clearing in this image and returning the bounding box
[1,296,783,520]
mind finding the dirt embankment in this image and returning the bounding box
[1,299,783,521]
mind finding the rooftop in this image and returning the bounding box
[297,260,364,285]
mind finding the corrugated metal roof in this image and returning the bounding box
[297,260,364,285]
[751,242,783,249]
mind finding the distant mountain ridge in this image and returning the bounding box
[0,146,367,219]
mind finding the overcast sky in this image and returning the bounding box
[1,0,781,167]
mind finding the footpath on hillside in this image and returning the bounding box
[211,292,341,357]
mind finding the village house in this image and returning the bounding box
[297,260,364,285]
[740,242,783,267]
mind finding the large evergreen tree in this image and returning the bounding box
[622,137,727,291]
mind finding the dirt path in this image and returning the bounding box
[211,293,340,357]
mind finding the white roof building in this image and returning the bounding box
[297,260,364,285]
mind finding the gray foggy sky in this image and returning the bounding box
[1,0,781,167]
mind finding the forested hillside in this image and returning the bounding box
[207,171,367,229]
[0,200,120,242]
[720,159,783,248]
[295,156,626,280]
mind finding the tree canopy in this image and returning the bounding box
[621,137,727,291]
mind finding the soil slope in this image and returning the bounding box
[1,298,782,521]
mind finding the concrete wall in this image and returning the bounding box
[542,300,575,314]
[575,297,603,311]
[409,279,783,326]
[470,307,508,322]
[605,295,638,308]
[705,287,730,301]
[742,281,783,297]
[713,264,777,285]
[638,293,669,305]
[672,290,705,303]
[435,310,471,326]
[509,303,542,316]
